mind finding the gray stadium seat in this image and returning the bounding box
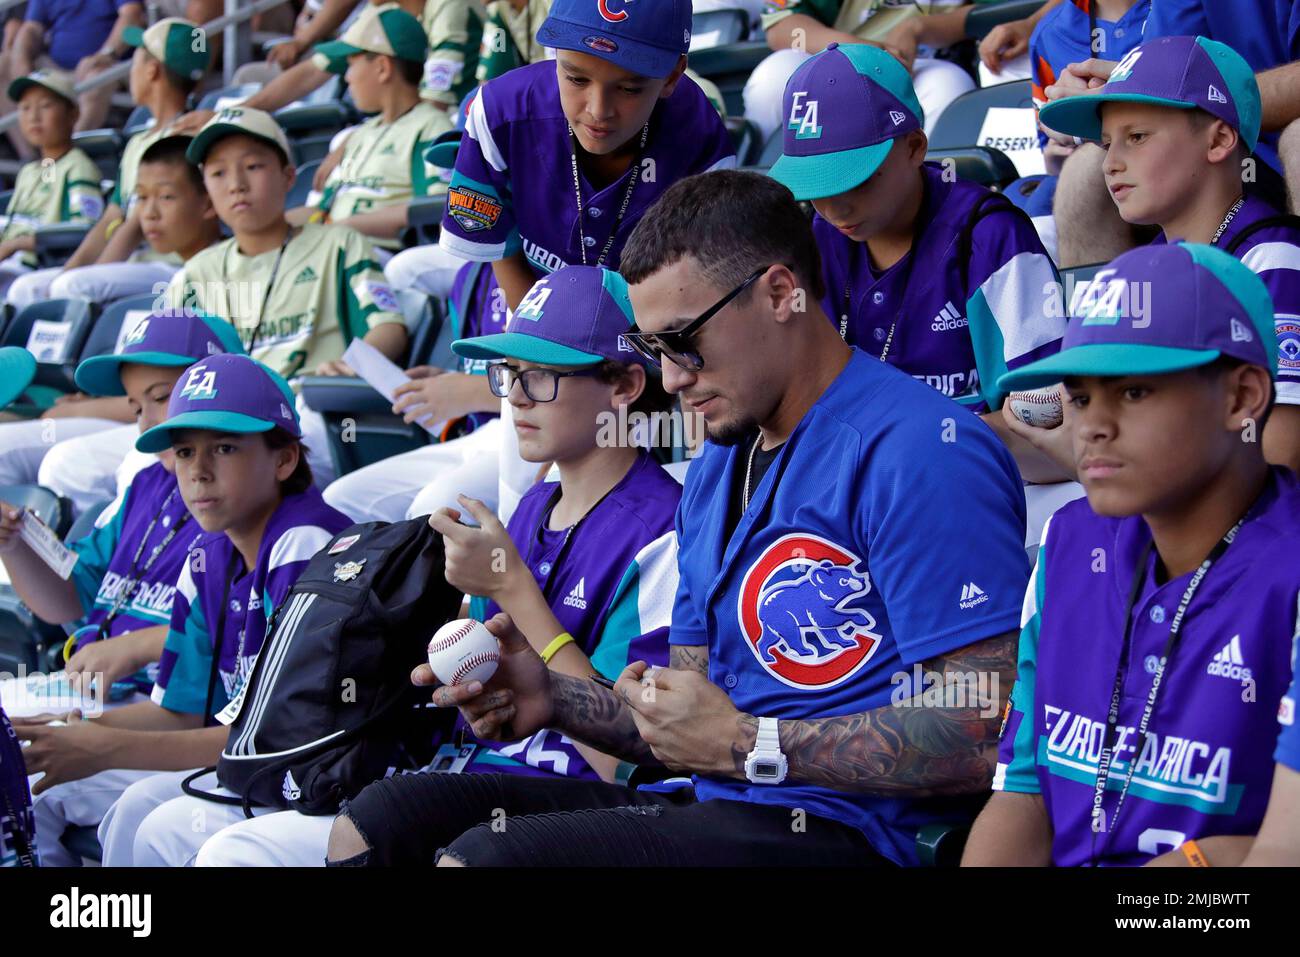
[70,128,125,182]
[965,1,1047,41]
[123,105,154,137]
[691,41,770,117]
[2,298,98,402]
[925,146,1020,190]
[32,223,93,269]
[928,79,1034,152]
[725,116,763,167]
[0,484,74,675]
[197,83,263,111]
[287,160,321,210]
[691,8,750,49]
[78,295,157,365]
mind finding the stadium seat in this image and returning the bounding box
[725,116,763,167]
[70,128,126,182]
[274,101,353,165]
[0,484,74,675]
[916,823,972,867]
[122,105,154,137]
[287,160,321,210]
[965,1,1047,41]
[404,195,446,248]
[78,295,156,365]
[928,79,1034,152]
[925,146,1020,190]
[0,189,12,212]
[748,128,784,171]
[61,826,102,864]
[691,8,750,50]
[691,41,771,117]
[32,223,93,270]
[1,299,98,407]
[197,83,263,112]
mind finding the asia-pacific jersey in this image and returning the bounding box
[420,0,485,107]
[1030,0,1150,145]
[447,259,507,433]
[995,469,1300,867]
[152,488,350,719]
[165,222,404,382]
[439,60,736,274]
[1153,194,1300,406]
[761,0,977,43]
[0,703,35,867]
[317,101,453,249]
[0,147,103,266]
[463,450,681,779]
[477,0,551,84]
[815,163,1065,412]
[673,348,1030,865]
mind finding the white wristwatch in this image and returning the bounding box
[744,716,788,785]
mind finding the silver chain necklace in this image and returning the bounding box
[743,435,761,511]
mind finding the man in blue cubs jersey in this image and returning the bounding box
[339,171,1029,868]
[1243,644,1300,864]
[768,43,1070,485]
[965,243,1300,867]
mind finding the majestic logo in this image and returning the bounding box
[738,534,881,689]
[931,301,968,332]
[1230,318,1254,342]
[180,367,218,401]
[959,582,989,610]
[787,92,822,140]
[598,0,635,23]
[1108,48,1143,84]
[1207,84,1228,105]
[1207,634,1253,682]
[564,578,588,610]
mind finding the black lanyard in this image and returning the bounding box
[528,477,621,598]
[223,228,295,355]
[839,200,924,362]
[94,489,189,641]
[568,122,648,268]
[1087,516,1246,864]
[1088,2,1101,56]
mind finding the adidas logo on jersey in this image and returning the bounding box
[959,582,989,609]
[1206,635,1253,681]
[1208,84,1229,104]
[563,578,588,610]
[1230,318,1254,342]
[379,143,397,155]
[294,266,318,285]
[931,301,968,332]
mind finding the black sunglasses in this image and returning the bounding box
[623,267,769,372]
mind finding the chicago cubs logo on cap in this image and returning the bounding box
[598,0,635,22]
[737,534,881,689]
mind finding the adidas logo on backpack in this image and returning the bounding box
[1206,635,1252,682]
[563,578,588,610]
[282,769,301,801]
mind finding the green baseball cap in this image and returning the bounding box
[124,17,210,83]
[314,3,428,75]
[7,70,77,107]
[0,347,37,409]
[186,105,293,165]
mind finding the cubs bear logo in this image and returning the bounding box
[737,534,881,689]
[598,0,635,23]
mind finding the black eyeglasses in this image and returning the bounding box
[623,266,769,372]
[487,362,601,403]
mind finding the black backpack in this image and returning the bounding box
[183,519,462,817]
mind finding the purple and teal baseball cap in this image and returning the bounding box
[1038,35,1261,153]
[769,43,924,201]
[452,265,644,366]
[537,0,691,79]
[136,353,300,453]
[998,243,1276,392]
[75,309,246,397]
[0,347,37,409]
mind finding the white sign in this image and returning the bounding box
[26,319,73,363]
[976,107,1046,178]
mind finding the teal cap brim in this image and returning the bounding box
[1038,93,1197,142]
[451,333,603,366]
[136,410,276,453]
[0,347,37,408]
[75,352,195,398]
[769,138,894,201]
[123,25,146,48]
[313,40,362,74]
[997,343,1222,392]
[186,123,286,165]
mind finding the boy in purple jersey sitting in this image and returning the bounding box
[1009,35,1300,476]
[768,43,1071,486]
[1,700,36,866]
[965,243,1300,867]
[12,355,350,867]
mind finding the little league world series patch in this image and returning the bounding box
[448,186,504,233]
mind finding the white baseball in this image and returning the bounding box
[427,618,499,687]
[1008,388,1064,429]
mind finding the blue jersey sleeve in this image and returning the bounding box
[151,556,213,715]
[438,84,520,262]
[68,483,131,617]
[668,485,709,648]
[1274,597,1300,773]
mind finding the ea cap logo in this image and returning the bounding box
[1109,48,1143,84]
[516,281,552,322]
[180,366,218,401]
[788,92,822,140]
[125,320,150,346]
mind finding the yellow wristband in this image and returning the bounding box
[540,632,575,664]
[62,634,78,664]
[103,216,124,240]
[1181,840,1211,868]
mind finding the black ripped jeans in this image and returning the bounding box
[328,772,889,867]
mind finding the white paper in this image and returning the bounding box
[19,508,78,579]
[342,338,448,435]
[976,107,1047,178]
[689,28,722,51]
[26,319,73,363]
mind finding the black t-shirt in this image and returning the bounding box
[727,435,783,540]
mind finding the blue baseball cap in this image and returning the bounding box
[770,43,924,201]
[998,243,1276,392]
[75,309,246,397]
[0,347,37,408]
[1038,35,1262,153]
[136,353,301,453]
[452,265,644,366]
[537,0,691,79]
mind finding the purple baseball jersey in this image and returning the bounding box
[448,260,508,433]
[0,702,35,867]
[1152,195,1300,406]
[152,488,351,719]
[1276,629,1299,773]
[438,60,736,274]
[463,450,682,780]
[814,163,1065,412]
[996,468,1300,866]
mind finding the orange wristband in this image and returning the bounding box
[1181,839,1211,867]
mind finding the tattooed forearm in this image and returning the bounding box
[779,630,1019,796]
[670,644,709,675]
[550,672,661,767]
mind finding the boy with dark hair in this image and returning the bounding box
[1009,35,1300,475]
[5,18,210,310]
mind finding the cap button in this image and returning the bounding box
[827,42,838,51]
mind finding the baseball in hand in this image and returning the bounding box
[1008,388,1064,429]
[427,618,499,687]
